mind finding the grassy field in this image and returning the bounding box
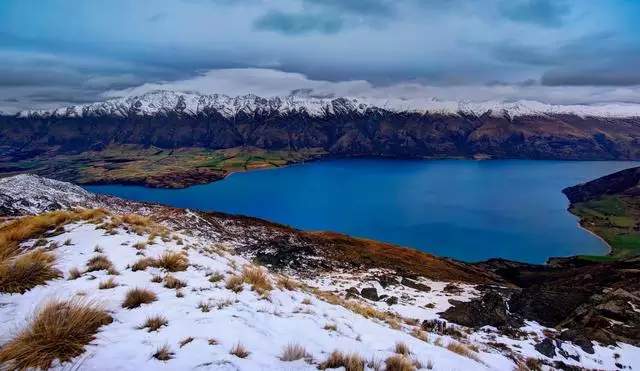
[569,195,640,260]
[0,145,327,188]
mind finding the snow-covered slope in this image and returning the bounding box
[13,90,640,119]
[0,174,99,215]
[1,175,639,370]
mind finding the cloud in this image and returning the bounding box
[103,67,640,106]
[253,11,343,35]
[501,0,570,27]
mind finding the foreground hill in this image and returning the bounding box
[1,174,639,370]
[1,91,640,187]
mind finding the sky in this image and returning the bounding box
[1,0,639,112]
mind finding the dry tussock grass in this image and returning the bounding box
[230,343,250,358]
[156,251,189,272]
[86,255,115,272]
[151,274,163,283]
[131,257,157,271]
[394,342,411,356]
[138,315,168,332]
[133,242,147,250]
[242,265,273,294]
[68,267,82,280]
[208,271,224,283]
[280,343,312,362]
[98,277,117,290]
[153,344,174,361]
[179,336,194,348]
[0,299,112,369]
[384,355,416,371]
[122,288,157,309]
[277,275,299,291]
[319,350,365,371]
[164,275,187,289]
[0,250,62,293]
[446,342,482,362]
[225,274,244,293]
[323,323,338,331]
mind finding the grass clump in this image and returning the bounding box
[0,300,112,370]
[122,288,157,309]
[179,337,194,348]
[98,277,117,290]
[242,265,273,294]
[280,343,312,362]
[68,267,82,280]
[86,255,115,273]
[156,251,189,272]
[225,274,244,293]
[133,242,147,250]
[164,275,187,289]
[230,342,250,358]
[324,323,338,331]
[319,350,365,371]
[151,274,163,283]
[152,344,174,361]
[446,342,481,362]
[394,342,411,356]
[137,315,168,332]
[277,275,299,291]
[0,250,62,293]
[131,257,156,272]
[384,355,416,371]
[198,301,211,313]
[208,271,224,283]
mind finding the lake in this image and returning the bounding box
[86,160,638,263]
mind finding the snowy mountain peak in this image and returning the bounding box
[12,90,640,119]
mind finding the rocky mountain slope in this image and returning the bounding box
[1,174,639,370]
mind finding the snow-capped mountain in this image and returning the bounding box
[13,90,640,119]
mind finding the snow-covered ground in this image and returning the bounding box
[1,211,638,370]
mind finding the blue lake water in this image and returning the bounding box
[86,160,639,263]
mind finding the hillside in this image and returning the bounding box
[1,174,639,370]
[2,91,640,188]
[563,166,640,260]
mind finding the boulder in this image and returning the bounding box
[534,338,556,358]
[385,296,398,306]
[401,278,431,292]
[440,291,523,329]
[559,329,594,354]
[360,287,379,301]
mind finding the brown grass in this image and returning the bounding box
[384,355,416,371]
[68,267,82,280]
[394,342,411,356]
[179,337,194,348]
[122,288,157,309]
[133,242,147,250]
[0,299,112,369]
[152,344,174,361]
[242,265,273,294]
[175,290,184,298]
[164,275,187,289]
[280,343,312,362]
[86,255,115,272]
[230,342,250,358]
[131,257,157,271]
[319,350,365,371]
[446,342,481,362]
[156,251,189,272]
[151,274,163,283]
[277,275,299,291]
[208,271,224,283]
[225,274,244,293]
[137,315,168,332]
[198,301,211,312]
[98,277,117,290]
[324,323,338,331]
[0,250,62,293]
[525,357,542,371]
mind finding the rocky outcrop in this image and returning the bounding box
[439,291,524,329]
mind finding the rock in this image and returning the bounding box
[440,291,523,329]
[378,294,389,301]
[346,287,359,299]
[401,278,431,292]
[385,296,398,306]
[360,287,379,301]
[442,283,463,295]
[534,338,556,358]
[555,340,580,362]
[559,329,594,354]
[378,275,397,288]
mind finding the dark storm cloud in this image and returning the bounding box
[253,11,344,35]
[541,69,640,87]
[500,0,570,27]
